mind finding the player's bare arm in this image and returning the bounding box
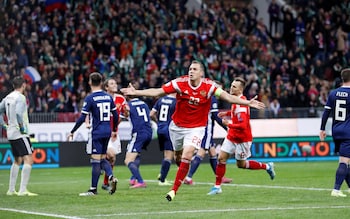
[218,90,265,109]
[121,83,165,97]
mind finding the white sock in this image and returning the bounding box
[9,163,20,192]
[19,164,32,193]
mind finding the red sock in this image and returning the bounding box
[103,174,108,185]
[215,163,226,186]
[246,160,266,170]
[103,164,114,185]
[172,160,190,193]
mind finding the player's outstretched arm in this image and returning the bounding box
[120,83,165,97]
[247,95,266,109]
[218,91,265,109]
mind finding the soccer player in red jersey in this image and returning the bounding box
[207,77,275,195]
[121,60,265,201]
[101,78,129,191]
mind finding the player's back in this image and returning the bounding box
[153,95,176,134]
[83,91,115,139]
[1,91,28,139]
[128,98,152,134]
[327,87,350,139]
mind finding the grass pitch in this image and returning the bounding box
[0,161,349,219]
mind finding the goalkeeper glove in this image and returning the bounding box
[19,126,27,134]
[2,124,7,130]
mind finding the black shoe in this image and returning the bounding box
[109,177,118,195]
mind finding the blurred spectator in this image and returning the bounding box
[268,0,280,36]
[295,15,306,50]
[269,97,281,118]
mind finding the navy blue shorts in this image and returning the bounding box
[334,139,350,158]
[158,132,174,151]
[91,137,110,155]
[127,131,152,153]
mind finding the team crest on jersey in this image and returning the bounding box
[165,82,171,87]
[200,90,207,97]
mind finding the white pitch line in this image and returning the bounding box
[0,208,85,219]
[0,181,339,219]
[14,179,332,191]
[145,180,332,191]
[92,205,350,217]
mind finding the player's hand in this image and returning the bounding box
[67,133,73,142]
[222,119,229,127]
[2,124,8,130]
[217,112,226,118]
[111,131,117,141]
[123,104,130,112]
[19,126,27,134]
[319,130,326,141]
[248,95,265,109]
[120,83,136,96]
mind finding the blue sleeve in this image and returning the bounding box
[112,110,119,132]
[320,108,331,130]
[212,110,227,131]
[70,113,87,133]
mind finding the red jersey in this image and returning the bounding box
[114,93,128,117]
[109,93,128,132]
[162,76,219,128]
[225,95,252,143]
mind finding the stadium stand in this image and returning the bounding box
[0,0,349,122]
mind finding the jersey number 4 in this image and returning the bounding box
[136,107,149,122]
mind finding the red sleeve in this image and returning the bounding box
[162,81,176,94]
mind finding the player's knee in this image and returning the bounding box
[217,156,227,163]
[174,157,181,166]
[196,149,206,157]
[109,157,116,164]
[236,161,245,168]
[124,158,132,166]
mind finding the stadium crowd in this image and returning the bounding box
[0,0,349,119]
